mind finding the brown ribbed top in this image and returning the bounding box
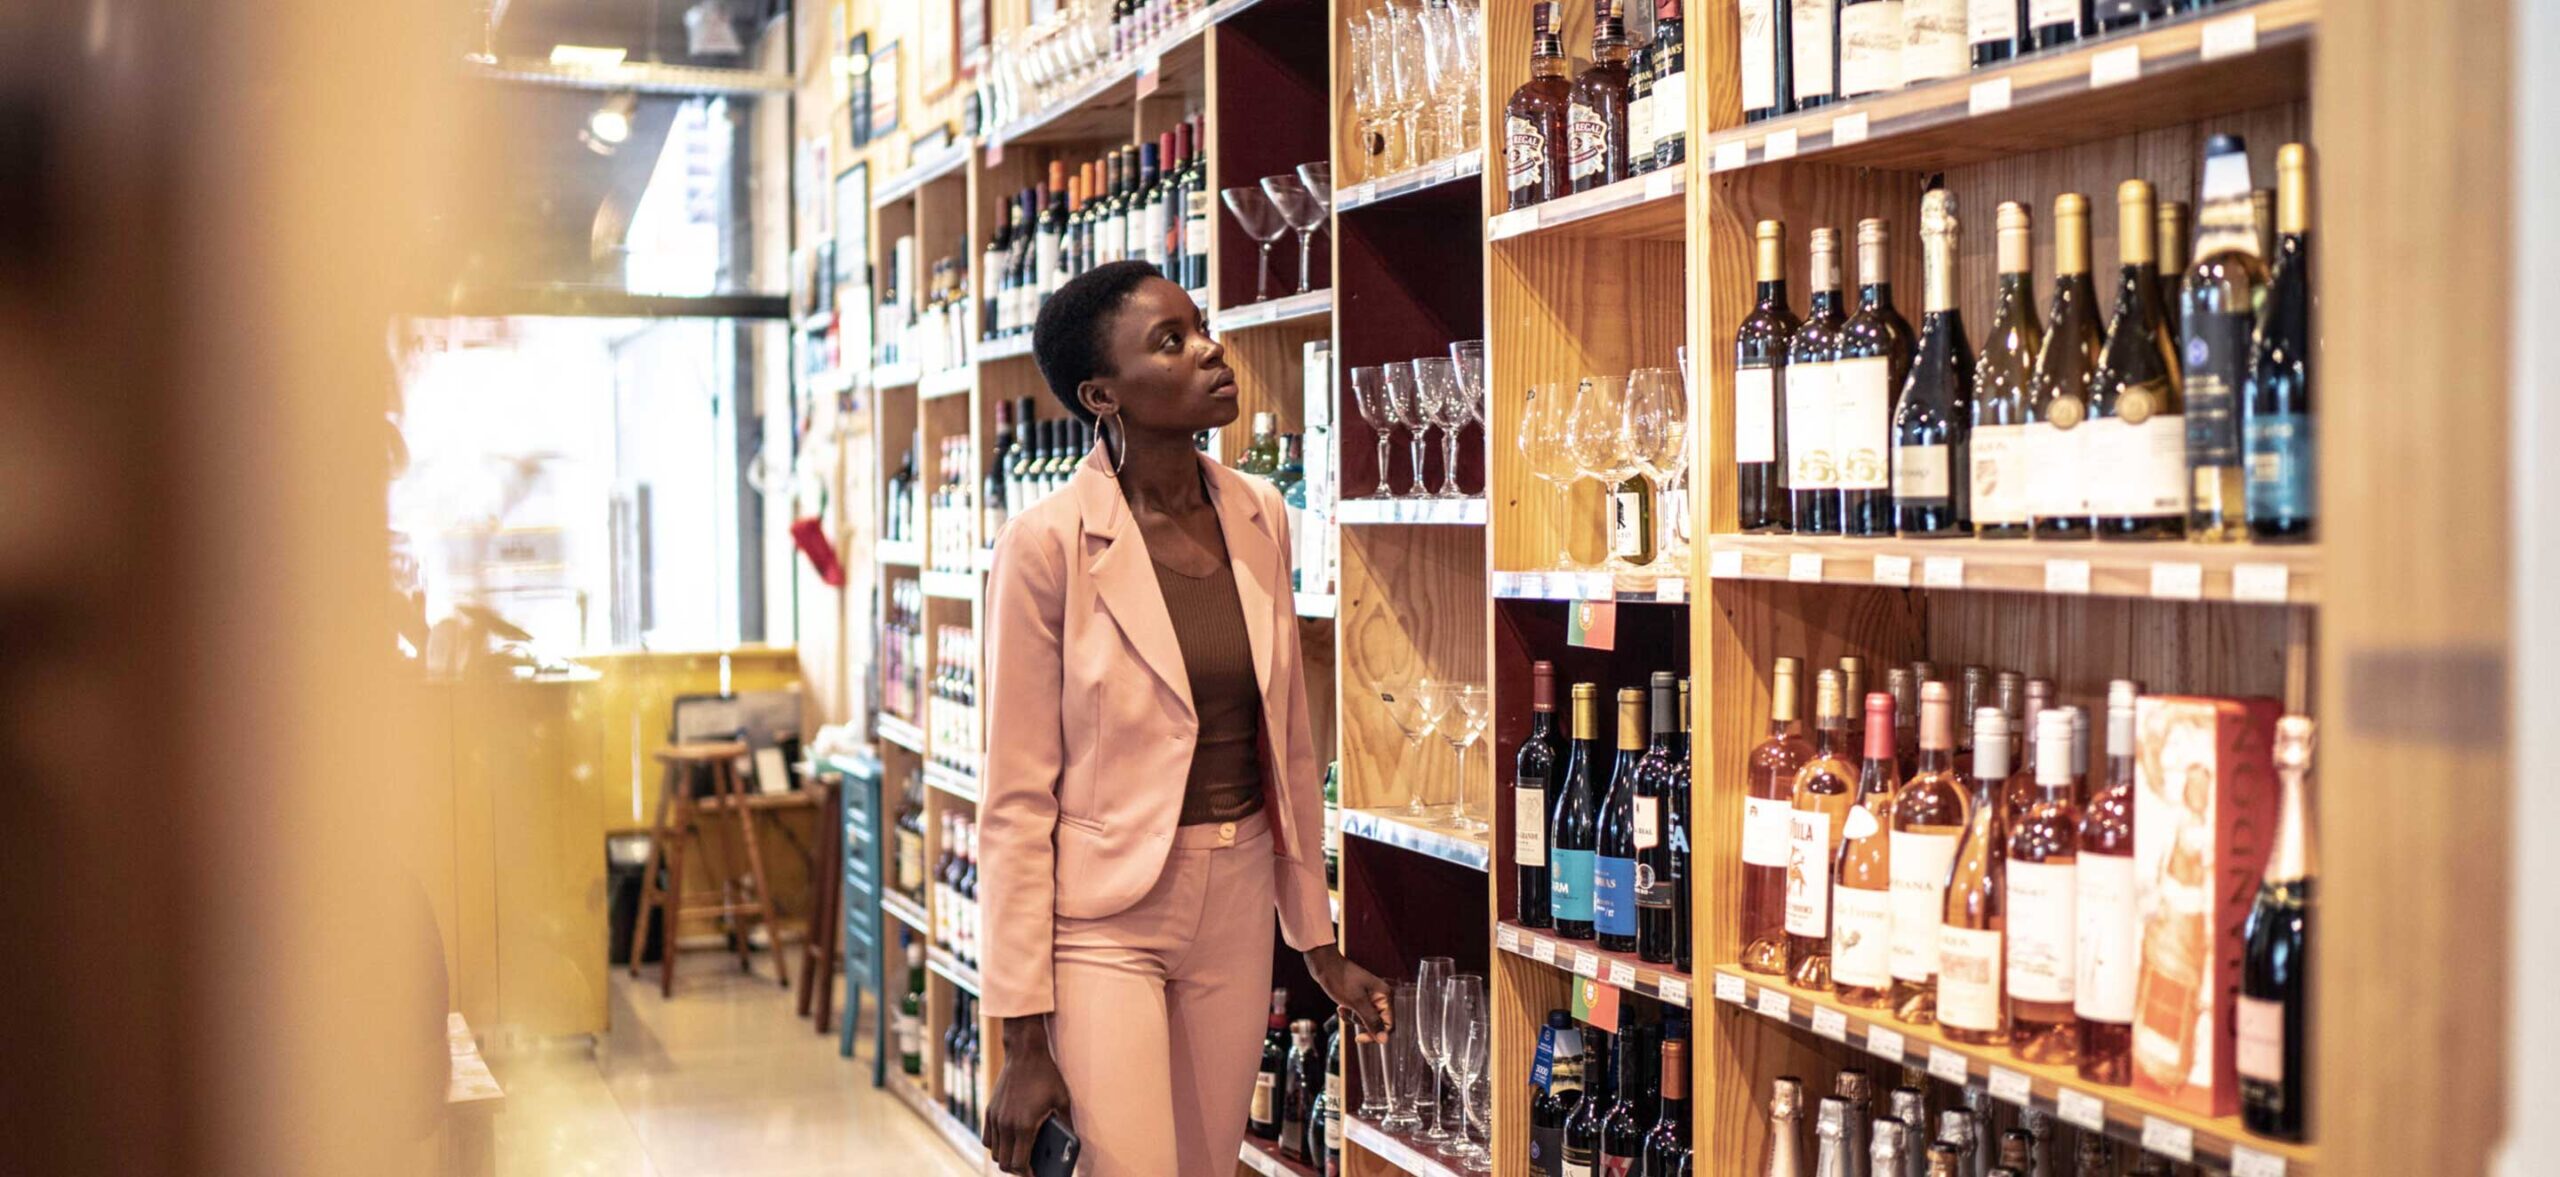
[1151,554,1267,824]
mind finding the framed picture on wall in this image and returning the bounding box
[833,163,867,292]
[919,0,957,99]
[866,40,901,144]
[959,0,989,72]
[844,31,873,146]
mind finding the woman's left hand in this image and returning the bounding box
[1303,944,1392,1037]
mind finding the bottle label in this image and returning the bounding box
[1786,361,1838,490]
[1602,1155,1636,1177]
[1627,92,1656,165]
[1892,442,1951,501]
[1186,191,1211,260]
[1839,2,1902,97]
[1888,829,1960,981]
[1831,355,1893,490]
[2234,994,2285,1083]
[2074,852,2137,1021]
[1594,854,1638,936]
[1531,1125,1566,1177]
[2027,417,2089,519]
[1251,1072,1277,1123]
[1636,852,1673,910]
[1506,115,1547,195]
[1633,796,1660,850]
[1970,423,2029,525]
[1797,0,1846,99]
[2030,0,2078,23]
[2005,858,2077,1002]
[1743,795,1794,867]
[1736,364,1779,464]
[1516,782,1549,866]
[1901,0,1969,86]
[1562,1158,1596,1177]
[2182,310,2250,467]
[1969,0,2019,42]
[1936,925,2005,1030]
[1653,68,1689,140]
[1740,0,1779,110]
[1612,484,1649,558]
[1567,102,1608,183]
[2244,410,2314,524]
[2084,411,2187,517]
[1832,884,1894,988]
[1783,809,1833,937]
[1551,847,1597,922]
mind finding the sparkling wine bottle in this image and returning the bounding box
[2238,716,2315,1141]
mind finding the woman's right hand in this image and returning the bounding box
[985,1015,1072,1175]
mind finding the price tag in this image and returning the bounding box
[1810,1006,1848,1042]
[984,136,1006,166]
[1533,936,1558,965]
[1969,76,2013,116]
[1923,556,1966,589]
[2056,1087,2106,1132]
[1873,554,1913,586]
[2091,44,2142,88]
[1607,960,1637,988]
[1987,1066,2032,1106]
[1657,976,1689,1007]
[2202,13,2259,60]
[1490,208,1538,239]
[1711,548,1745,578]
[1497,925,1523,952]
[2140,1117,2195,1162]
[2231,1144,2288,1177]
[2151,561,2204,600]
[1581,571,1616,600]
[1765,129,1799,161]
[1864,1024,1906,1062]
[1713,139,1748,172]
[1135,53,1163,98]
[1655,576,1686,603]
[2233,562,2292,603]
[1788,552,1825,583]
[1714,973,1747,1004]
[1756,987,1791,1019]
[1831,111,1869,146]
[2044,559,2092,594]
[1927,1045,1970,1085]
[1645,169,1681,202]
[1573,950,1601,979]
[1516,572,1547,599]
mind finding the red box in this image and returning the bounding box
[2130,694,2282,1116]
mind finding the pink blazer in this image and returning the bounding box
[976,446,1334,1018]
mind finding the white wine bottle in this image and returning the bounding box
[2088,179,2185,542]
[2181,135,2266,543]
[1970,200,2042,539]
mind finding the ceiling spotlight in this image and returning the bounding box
[583,92,637,155]
[685,0,744,57]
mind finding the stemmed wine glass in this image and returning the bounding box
[1385,361,1434,498]
[1416,0,1461,162]
[1412,357,1468,499]
[1439,974,1490,1165]
[1444,684,1490,831]
[1413,956,1456,1141]
[1520,381,1583,570]
[1296,161,1333,208]
[1382,3,1429,171]
[1383,677,1449,817]
[1221,186,1290,301]
[1625,365,1692,565]
[1350,365,1399,499]
[1261,173,1328,295]
[1567,374,1639,571]
[1448,340,1485,412]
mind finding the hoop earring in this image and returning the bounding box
[1099,411,1127,477]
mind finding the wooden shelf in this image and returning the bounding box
[975,332,1035,363]
[880,890,929,935]
[873,142,974,207]
[1340,1114,1463,1177]
[1495,922,1693,1009]
[1486,169,1686,242]
[1335,498,1486,526]
[922,761,981,803]
[980,0,1292,150]
[1704,0,2313,175]
[1704,534,2318,604]
[883,1064,984,1169]
[921,365,975,400]
[1490,568,1692,605]
[877,714,926,756]
[1333,149,1482,214]
[1708,964,2315,1173]
[1237,1136,1320,1177]
[1211,287,1333,334]
[926,946,981,994]
[1338,807,1489,872]
[920,569,982,601]
[871,361,922,389]
[877,539,924,567]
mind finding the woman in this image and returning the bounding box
[978,261,1391,1176]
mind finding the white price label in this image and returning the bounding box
[1765,129,1799,161]
[1714,973,1748,1004]
[1873,554,1913,586]
[1864,1024,1906,1062]
[1831,111,1869,146]
[1516,573,1547,599]
[1923,556,1967,589]
[1788,552,1825,583]
[1135,53,1163,97]
[1658,977,1690,1007]
[2151,561,2204,600]
[1970,77,2014,116]
[1607,960,1637,989]
[1645,169,1681,202]
[1988,1066,2032,1106]
[1533,937,1557,965]
[985,136,1006,166]
[1927,1045,1970,1085]
[2141,1117,2195,1162]
[2232,1144,2288,1177]
[1711,548,1745,578]
[1573,950,1601,978]
[1497,925,1523,952]
[2056,1087,2106,1132]
[1345,182,1376,209]
[2202,13,2259,60]
[2233,562,2292,603]
[1655,577,1686,603]
[2091,44,2141,88]
[1811,1006,1848,1042]
[2045,559,2092,594]
[1581,572,1616,600]
[1713,139,1748,172]
[1756,988,1792,1019]
[1490,209,1539,239]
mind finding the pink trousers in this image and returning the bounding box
[1048,811,1278,1176]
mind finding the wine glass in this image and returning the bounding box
[1444,684,1490,831]
[1413,357,1468,499]
[1385,360,1434,498]
[1296,160,1334,209]
[1386,981,1427,1130]
[1519,381,1583,570]
[1383,677,1447,817]
[1260,173,1327,295]
[1625,366,1691,565]
[1439,975,1489,1164]
[1350,365,1399,499]
[1567,374,1638,571]
[1413,956,1455,1140]
[1221,186,1289,302]
[1448,340,1485,413]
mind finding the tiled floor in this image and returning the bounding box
[487,965,978,1177]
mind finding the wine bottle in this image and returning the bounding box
[2005,677,2049,822]
[1653,0,1689,169]
[1552,683,1604,941]
[1506,3,1576,211]
[1834,1070,1874,1173]
[2075,681,2139,1085]
[1738,219,1801,533]
[1793,0,1838,112]
[2239,716,2315,1141]
[2182,135,2266,543]
[2089,178,2187,541]
[1280,1018,1317,1160]
[1832,690,1900,1008]
[1313,1016,1342,1171]
[1952,663,1988,778]
[1837,218,1912,537]
[1602,1024,1648,1171]
[2095,0,2167,32]
[1786,670,1858,989]
[1968,0,2026,66]
[1839,0,1904,100]
[1743,657,1816,974]
[1183,117,1212,290]
[2028,0,2088,49]
[1814,1096,1852,1177]
[1519,660,1562,929]
[2246,142,2315,541]
[1923,1143,1964,1177]
[1742,0,1790,121]
[1890,682,1969,1025]
[1893,189,1973,537]
[1567,0,1636,193]
[1532,1012,1584,1176]
[1565,1027,1611,1174]
[1900,0,1966,87]
[1871,1119,1912,1177]
[1971,201,2043,539]
[1766,1076,1809,1177]
[2028,192,2103,540]
[2007,708,2082,1063]
[2156,198,2190,340]
[1596,687,1648,953]
[1643,1033,1691,1170]
[1887,667,1921,767]
[1840,656,1868,759]
[1997,1129,2033,1174]
[1625,19,1658,178]
[1637,672,1684,964]
[1788,229,1848,534]
[1673,677,1696,973]
[1251,989,1290,1137]
[1938,708,2010,1045]
[1890,1087,1931,1177]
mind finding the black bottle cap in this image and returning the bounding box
[2207,132,2247,155]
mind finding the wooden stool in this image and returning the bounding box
[628,741,785,996]
[797,774,844,1032]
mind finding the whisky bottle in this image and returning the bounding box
[2238,716,2315,1141]
[1938,708,2010,1045]
[2181,135,2266,542]
[1890,682,1969,1024]
[1744,657,1817,974]
[1789,228,1849,534]
[1767,1077,1810,1177]
[1893,188,1974,537]
[1837,218,1912,537]
[2006,708,2082,1063]
[1971,201,2043,539]
[1738,219,1802,533]
[1567,0,1635,193]
[2027,192,2102,540]
[2089,179,2187,541]
[1787,670,1860,989]
[2245,143,2315,542]
[1833,690,1901,1007]
[1625,14,1658,177]
[1505,3,1575,212]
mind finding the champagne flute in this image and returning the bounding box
[1414,956,1455,1140]
[1386,981,1427,1130]
[1221,186,1289,302]
[1439,975,1490,1163]
[1350,364,1399,499]
[1445,684,1491,831]
[1348,21,1386,180]
[1383,3,1429,170]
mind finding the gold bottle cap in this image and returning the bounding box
[1815,668,1845,723]
[1995,200,2032,275]
[1772,656,1801,723]
[2156,200,2190,273]
[1618,687,1647,748]
[2117,179,2155,265]
[1920,191,1958,312]
[1756,219,1787,283]
[2053,192,2091,275]
[2276,143,2311,235]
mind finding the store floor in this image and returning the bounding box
[487,967,977,1177]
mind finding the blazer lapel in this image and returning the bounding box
[1071,451,1195,717]
[1202,456,1281,698]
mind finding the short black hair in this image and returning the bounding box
[1031,259,1164,424]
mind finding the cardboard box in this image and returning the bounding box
[2130,694,2282,1116]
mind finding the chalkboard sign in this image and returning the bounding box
[831,752,888,1079]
